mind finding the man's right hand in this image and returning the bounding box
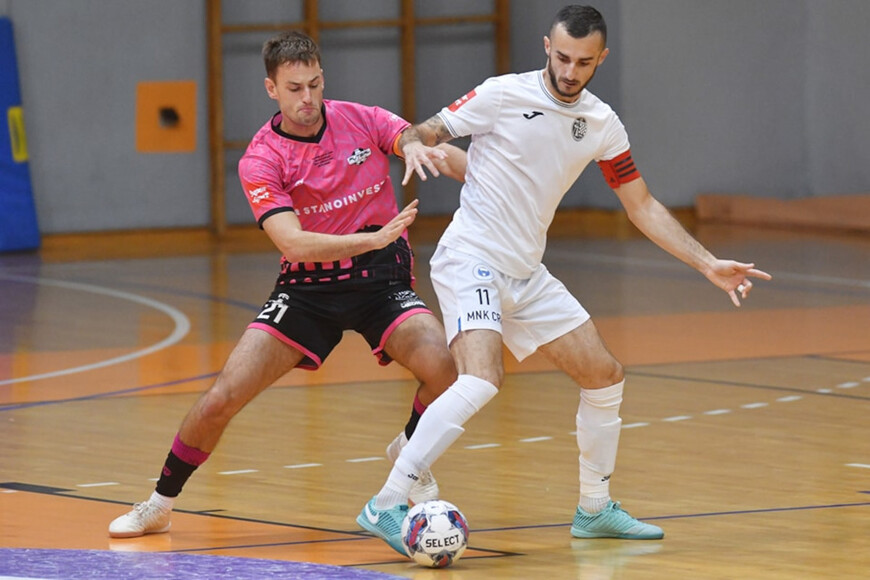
[372,199,419,248]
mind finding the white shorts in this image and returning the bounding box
[429,245,590,361]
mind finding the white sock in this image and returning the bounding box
[150,490,174,511]
[577,381,624,513]
[374,375,498,509]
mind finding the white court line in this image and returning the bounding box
[0,275,191,386]
[465,443,500,449]
[346,457,384,463]
[777,396,802,402]
[77,482,119,488]
[284,463,322,469]
[520,436,553,443]
[662,415,692,422]
[846,463,870,469]
[622,422,649,429]
[741,402,769,409]
[817,388,833,393]
[704,409,732,415]
[837,382,860,389]
[219,469,258,475]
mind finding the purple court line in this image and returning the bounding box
[0,372,221,412]
[473,499,870,533]
[628,370,870,402]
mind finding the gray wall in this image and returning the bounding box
[621,0,808,203]
[2,0,209,233]
[1,0,868,233]
[805,0,870,197]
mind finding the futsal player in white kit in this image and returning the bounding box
[357,5,772,554]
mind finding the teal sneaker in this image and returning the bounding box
[571,500,664,540]
[356,496,409,556]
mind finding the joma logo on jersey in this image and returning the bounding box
[347,148,372,165]
[247,185,270,204]
[448,89,477,112]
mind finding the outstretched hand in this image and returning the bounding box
[372,199,419,248]
[402,142,448,186]
[706,260,772,307]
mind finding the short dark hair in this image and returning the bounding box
[551,5,607,44]
[262,30,321,79]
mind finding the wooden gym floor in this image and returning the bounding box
[1,212,868,579]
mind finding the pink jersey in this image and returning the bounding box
[239,100,411,285]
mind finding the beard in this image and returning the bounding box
[546,58,596,100]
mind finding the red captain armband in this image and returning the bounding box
[597,149,641,188]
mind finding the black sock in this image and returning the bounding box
[404,405,423,439]
[155,451,198,498]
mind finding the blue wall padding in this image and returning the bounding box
[0,17,40,252]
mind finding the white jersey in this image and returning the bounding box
[437,69,630,279]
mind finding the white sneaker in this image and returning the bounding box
[108,499,172,538]
[386,431,439,504]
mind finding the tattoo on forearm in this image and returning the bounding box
[422,116,452,145]
[400,115,452,149]
[398,126,422,150]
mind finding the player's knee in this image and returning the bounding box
[415,334,456,372]
[598,359,624,387]
[460,363,503,389]
[415,348,458,394]
[580,358,623,389]
[434,349,459,384]
[196,387,237,424]
[610,360,625,385]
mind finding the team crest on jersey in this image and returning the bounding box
[572,117,588,141]
[347,147,371,166]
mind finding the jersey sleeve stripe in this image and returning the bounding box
[436,112,462,139]
[257,206,295,229]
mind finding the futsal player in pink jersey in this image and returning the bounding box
[358,5,772,554]
[109,30,466,538]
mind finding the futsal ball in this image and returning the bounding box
[401,499,469,568]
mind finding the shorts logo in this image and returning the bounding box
[572,117,587,141]
[347,147,371,166]
[393,289,425,309]
[473,264,493,280]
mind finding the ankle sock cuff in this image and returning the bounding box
[171,434,210,466]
